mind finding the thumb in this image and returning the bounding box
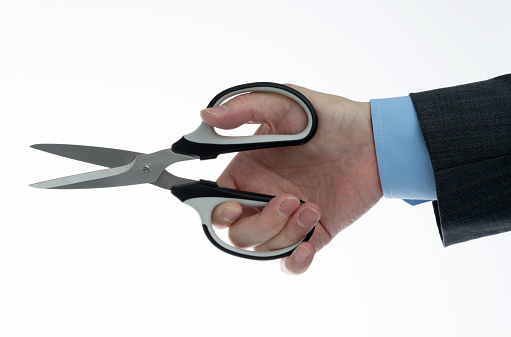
[200,89,304,131]
[200,105,253,130]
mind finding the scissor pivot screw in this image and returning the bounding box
[142,165,150,173]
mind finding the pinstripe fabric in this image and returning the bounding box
[410,74,511,246]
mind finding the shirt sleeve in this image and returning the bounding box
[370,96,437,203]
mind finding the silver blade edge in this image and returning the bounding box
[30,159,137,189]
[30,144,139,168]
[30,149,197,190]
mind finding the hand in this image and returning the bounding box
[201,84,383,274]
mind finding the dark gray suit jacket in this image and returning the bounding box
[410,74,511,246]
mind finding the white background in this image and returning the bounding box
[1,1,510,336]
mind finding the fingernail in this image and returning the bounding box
[295,245,311,262]
[278,197,300,219]
[298,207,320,228]
[220,206,241,223]
[201,105,228,116]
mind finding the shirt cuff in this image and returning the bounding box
[370,96,437,202]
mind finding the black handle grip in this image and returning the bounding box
[172,82,318,160]
[171,180,315,260]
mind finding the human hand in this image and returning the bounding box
[201,84,383,274]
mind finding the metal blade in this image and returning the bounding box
[30,149,196,190]
[153,170,194,190]
[30,159,137,189]
[30,144,139,168]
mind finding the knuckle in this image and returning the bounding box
[264,222,282,239]
[228,230,249,249]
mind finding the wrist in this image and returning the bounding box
[358,101,384,197]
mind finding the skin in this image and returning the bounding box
[201,84,383,274]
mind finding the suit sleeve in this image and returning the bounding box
[410,74,511,246]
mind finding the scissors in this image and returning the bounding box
[30,82,318,260]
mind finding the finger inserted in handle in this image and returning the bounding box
[171,180,315,260]
[171,82,318,160]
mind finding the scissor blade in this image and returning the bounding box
[30,159,138,189]
[30,144,139,168]
[30,149,196,190]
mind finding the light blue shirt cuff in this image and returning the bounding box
[370,96,437,203]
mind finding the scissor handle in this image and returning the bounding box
[172,82,318,160]
[171,180,315,260]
